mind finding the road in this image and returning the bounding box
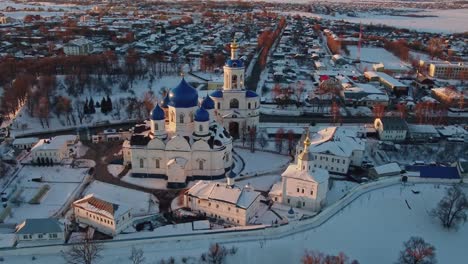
[260,113,468,125]
[81,141,180,212]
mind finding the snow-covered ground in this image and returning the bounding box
[348,46,407,71]
[236,174,281,192]
[2,166,88,224]
[284,9,468,33]
[235,148,291,176]
[3,183,467,263]
[107,164,124,177]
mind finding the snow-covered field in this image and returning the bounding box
[285,9,468,33]
[3,166,88,224]
[3,183,467,263]
[235,148,291,176]
[347,46,406,71]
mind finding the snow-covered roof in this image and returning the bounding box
[306,126,365,157]
[373,163,401,175]
[186,181,261,209]
[73,194,130,219]
[12,137,39,145]
[281,164,329,184]
[31,135,77,151]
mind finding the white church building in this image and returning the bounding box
[269,132,330,211]
[123,40,259,188]
[209,40,260,139]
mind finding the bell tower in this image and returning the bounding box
[223,39,245,91]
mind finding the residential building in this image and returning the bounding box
[295,126,366,175]
[426,61,467,79]
[16,218,64,243]
[12,137,39,150]
[31,135,77,164]
[269,134,330,211]
[184,172,263,226]
[63,38,94,55]
[365,71,408,96]
[340,82,389,107]
[431,87,468,108]
[407,124,440,142]
[73,194,133,237]
[374,117,408,142]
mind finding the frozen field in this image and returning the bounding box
[4,183,466,263]
[347,46,406,71]
[285,9,468,33]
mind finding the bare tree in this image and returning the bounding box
[62,233,103,264]
[302,250,358,264]
[398,236,436,264]
[129,246,145,264]
[200,243,235,264]
[74,100,85,125]
[431,185,467,229]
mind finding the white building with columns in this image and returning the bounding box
[123,78,234,188]
[269,133,330,211]
[209,40,260,139]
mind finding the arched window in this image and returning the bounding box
[232,75,238,89]
[217,102,221,109]
[154,123,158,131]
[179,113,184,123]
[155,159,160,168]
[190,111,194,122]
[199,124,203,132]
[139,159,144,168]
[248,102,251,109]
[170,111,175,122]
[199,160,204,170]
[230,99,239,109]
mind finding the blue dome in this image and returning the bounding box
[168,78,199,108]
[194,107,210,122]
[201,96,215,109]
[210,90,223,98]
[151,104,165,120]
[160,94,170,108]
[246,90,259,98]
[226,59,244,68]
[288,207,295,215]
[227,170,236,179]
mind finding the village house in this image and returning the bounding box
[374,117,408,142]
[295,126,366,175]
[184,172,263,226]
[63,38,94,56]
[16,218,64,243]
[31,135,77,164]
[73,194,133,237]
[12,137,39,150]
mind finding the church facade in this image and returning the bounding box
[123,79,234,188]
[209,40,260,139]
[122,40,259,188]
[269,131,330,211]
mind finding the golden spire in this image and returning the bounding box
[304,128,311,148]
[230,38,239,50]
